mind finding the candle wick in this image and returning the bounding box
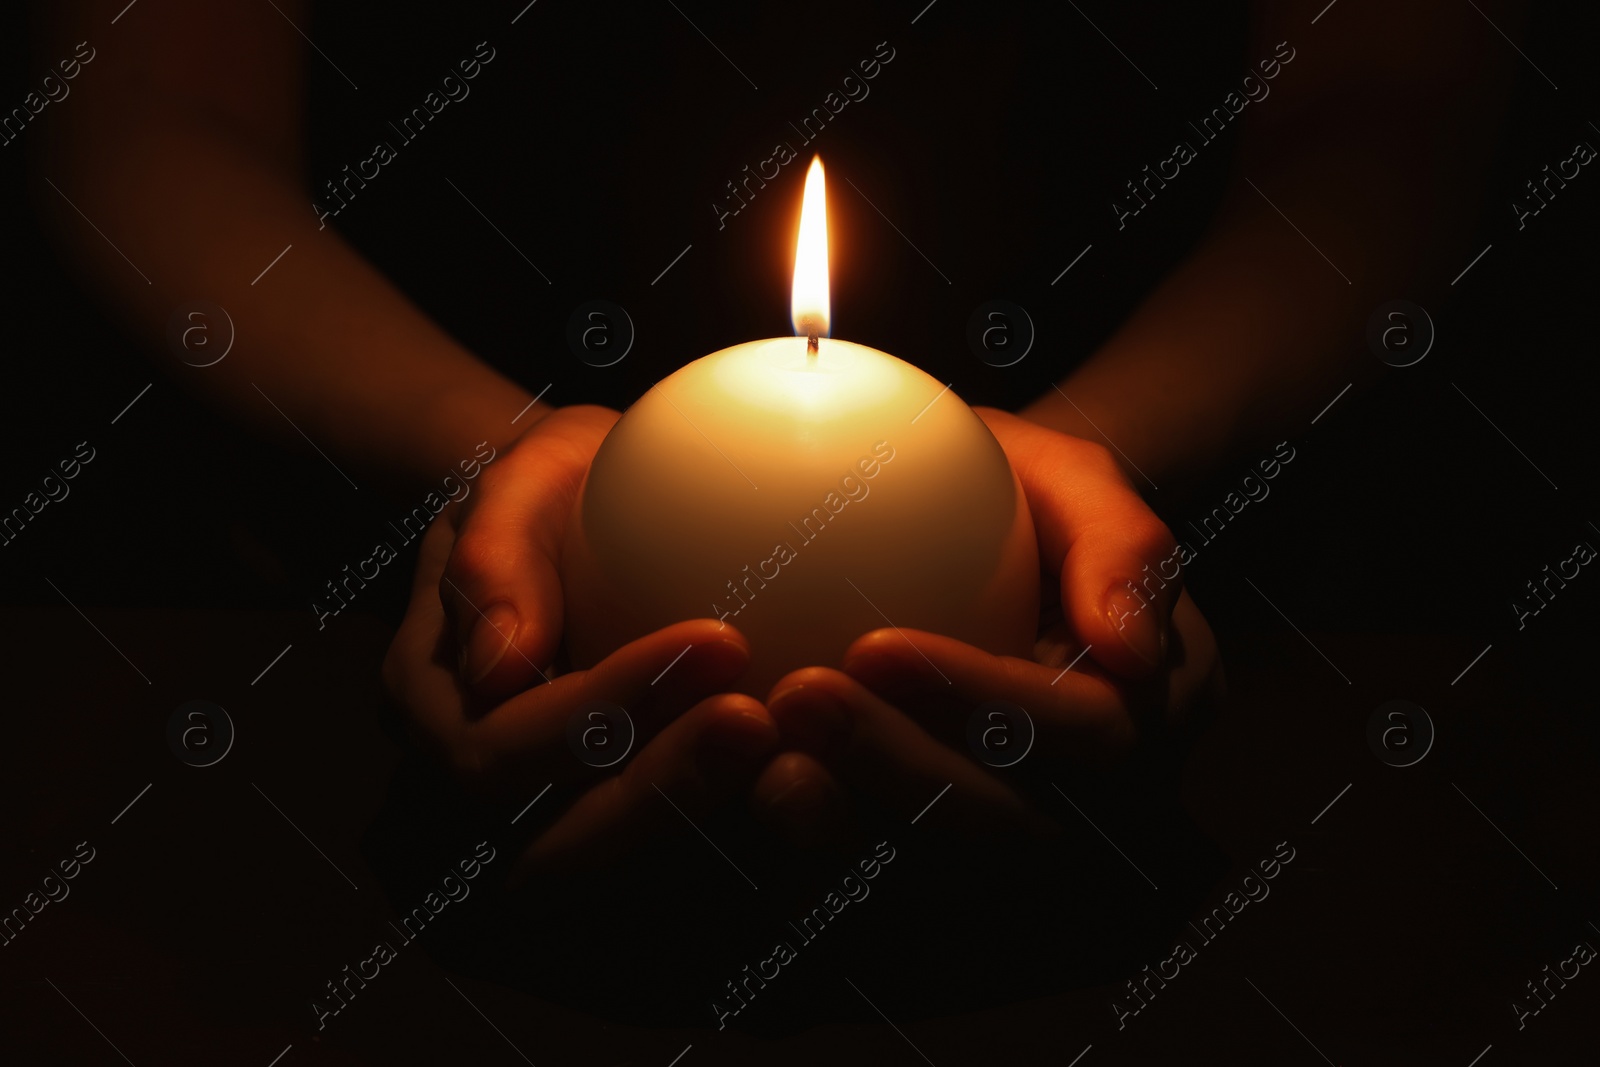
[807,332,819,355]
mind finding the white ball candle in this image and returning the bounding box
[561,159,1038,697]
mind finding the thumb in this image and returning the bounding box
[441,409,614,702]
[979,409,1181,679]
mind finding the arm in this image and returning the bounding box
[1023,0,1521,498]
[35,3,784,873]
[35,0,539,493]
[753,2,1525,841]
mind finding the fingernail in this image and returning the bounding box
[767,686,849,759]
[1104,582,1165,668]
[696,711,778,777]
[462,602,519,684]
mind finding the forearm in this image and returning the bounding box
[1024,1,1514,500]
[1022,181,1375,496]
[40,111,544,493]
[1025,137,1466,498]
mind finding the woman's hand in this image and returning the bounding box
[382,406,781,876]
[426,404,614,704]
[754,409,1224,844]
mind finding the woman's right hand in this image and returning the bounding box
[382,405,782,875]
[428,404,616,704]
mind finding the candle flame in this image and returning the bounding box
[790,156,829,340]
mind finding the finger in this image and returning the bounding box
[765,668,1052,837]
[840,627,1138,764]
[440,406,618,702]
[382,515,470,755]
[1165,593,1226,740]
[464,619,755,798]
[513,693,778,878]
[750,752,853,853]
[978,408,1181,678]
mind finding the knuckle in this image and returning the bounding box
[470,459,512,500]
[444,528,504,595]
[1076,439,1117,473]
[1138,515,1180,563]
[1110,512,1181,585]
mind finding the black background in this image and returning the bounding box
[2,1,1598,1063]
[3,1,1597,638]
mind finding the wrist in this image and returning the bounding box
[414,375,547,483]
[1020,380,1170,497]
